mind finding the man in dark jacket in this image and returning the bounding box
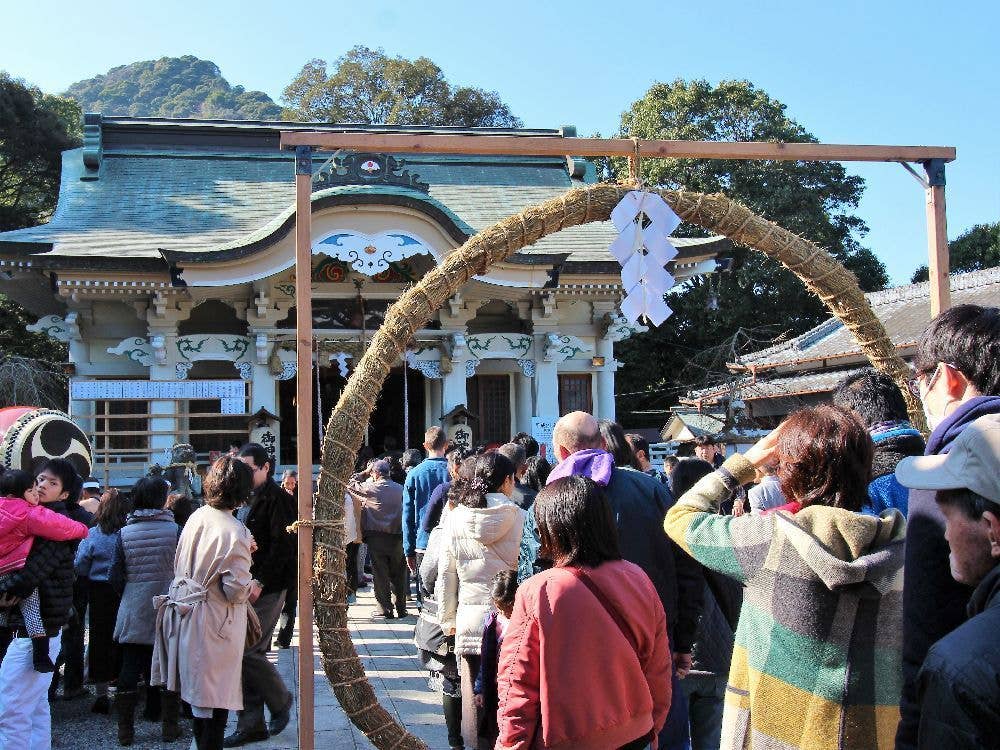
[0,458,84,749]
[226,444,296,746]
[896,304,1000,749]
[895,413,1000,747]
[833,368,925,516]
[550,411,703,750]
[348,460,406,619]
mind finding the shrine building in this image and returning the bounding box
[0,115,728,482]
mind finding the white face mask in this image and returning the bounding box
[919,363,946,431]
[923,400,943,431]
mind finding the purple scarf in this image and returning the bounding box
[546,449,615,487]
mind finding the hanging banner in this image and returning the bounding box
[531,417,557,461]
[71,379,245,401]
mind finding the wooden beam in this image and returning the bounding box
[279,131,956,164]
[924,159,951,315]
[293,146,315,750]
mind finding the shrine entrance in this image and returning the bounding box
[278,363,425,461]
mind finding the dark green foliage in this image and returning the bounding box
[282,46,522,127]
[910,222,1000,283]
[63,56,282,119]
[0,75,73,400]
[610,79,888,425]
[0,73,78,231]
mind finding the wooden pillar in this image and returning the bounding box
[293,145,315,750]
[924,159,950,317]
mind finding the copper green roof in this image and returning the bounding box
[0,116,728,271]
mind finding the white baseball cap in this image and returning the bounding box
[896,414,1000,503]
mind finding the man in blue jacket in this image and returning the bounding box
[402,426,449,607]
[832,368,925,516]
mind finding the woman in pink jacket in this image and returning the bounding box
[496,475,671,750]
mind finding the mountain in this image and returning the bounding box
[63,55,282,120]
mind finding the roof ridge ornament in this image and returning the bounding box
[81,113,102,181]
[312,150,429,193]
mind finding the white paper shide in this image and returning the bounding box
[608,191,680,326]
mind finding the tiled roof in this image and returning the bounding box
[0,117,727,269]
[691,366,869,402]
[736,267,1000,370]
[667,409,727,436]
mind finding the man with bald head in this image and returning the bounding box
[548,411,704,750]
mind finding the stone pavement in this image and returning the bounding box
[214,586,452,750]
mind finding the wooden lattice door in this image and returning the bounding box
[467,375,511,446]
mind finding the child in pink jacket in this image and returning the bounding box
[0,469,89,671]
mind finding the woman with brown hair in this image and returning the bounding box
[495,476,671,749]
[150,456,261,750]
[74,487,131,714]
[665,404,906,750]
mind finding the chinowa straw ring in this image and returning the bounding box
[311,183,918,749]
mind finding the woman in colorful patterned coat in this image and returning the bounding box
[665,405,905,750]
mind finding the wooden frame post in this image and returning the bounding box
[923,159,950,316]
[293,145,315,750]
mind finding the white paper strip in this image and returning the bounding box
[607,191,682,326]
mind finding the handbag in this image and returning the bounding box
[246,602,262,649]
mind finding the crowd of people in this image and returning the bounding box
[0,444,299,750]
[0,302,997,750]
[379,303,1000,750]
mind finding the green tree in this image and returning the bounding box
[64,56,282,119]
[0,74,78,231]
[610,79,888,425]
[0,74,72,401]
[910,222,1000,282]
[282,46,522,127]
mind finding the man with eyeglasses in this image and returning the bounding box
[896,304,1000,750]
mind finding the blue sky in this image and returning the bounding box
[3,0,996,284]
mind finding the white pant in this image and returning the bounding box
[0,632,62,750]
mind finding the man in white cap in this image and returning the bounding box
[896,413,1000,747]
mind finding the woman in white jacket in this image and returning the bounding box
[438,452,524,749]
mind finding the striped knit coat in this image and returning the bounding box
[665,455,905,750]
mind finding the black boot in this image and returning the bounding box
[31,636,55,673]
[206,709,229,750]
[161,689,182,742]
[443,693,464,750]
[143,684,162,721]
[192,717,207,750]
[115,690,139,746]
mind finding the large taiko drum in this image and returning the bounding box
[0,407,93,479]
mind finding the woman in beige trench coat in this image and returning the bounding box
[151,456,262,750]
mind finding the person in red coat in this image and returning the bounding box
[495,476,671,750]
